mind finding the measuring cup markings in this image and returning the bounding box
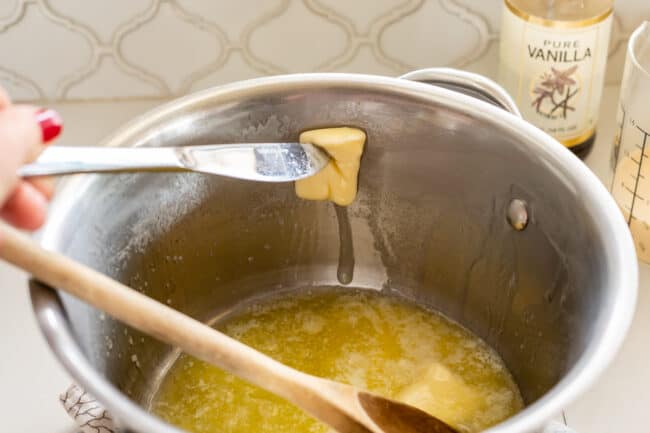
[618,110,650,224]
[611,22,650,260]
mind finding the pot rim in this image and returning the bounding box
[31,72,638,433]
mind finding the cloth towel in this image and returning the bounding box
[60,384,116,433]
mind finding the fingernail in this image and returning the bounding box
[35,108,63,143]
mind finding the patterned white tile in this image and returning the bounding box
[330,44,400,75]
[0,2,92,100]
[379,0,488,69]
[0,69,41,101]
[464,42,499,80]
[190,49,262,91]
[0,0,19,20]
[613,2,650,31]
[605,14,628,85]
[311,0,408,35]
[48,0,153,43]
[119,2,223,94]
[0,0,646,102]
[248,0,348,72]
[605,50,628,87]
[455,0,502,35]
[65,55,161,99]
[176,0,285,43]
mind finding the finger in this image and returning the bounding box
[26,176,55,200]
[0,106,62,203]
[0,181,48,230]
[0,86,11,110]
[34,108,63,151]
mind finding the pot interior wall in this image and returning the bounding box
[52,82,606,418]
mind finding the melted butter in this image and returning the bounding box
[152,290,523,433]
[398,363,485,428]
[295,127,366,206]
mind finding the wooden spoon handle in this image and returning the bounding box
[0,221,313,402]
[0,223,458,433]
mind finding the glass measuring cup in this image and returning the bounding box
[611,22,650,262]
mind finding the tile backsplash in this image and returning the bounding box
[1,0,647,102]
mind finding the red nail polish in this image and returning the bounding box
[35,108,63,143]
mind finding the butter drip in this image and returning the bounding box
[295,127,366,206]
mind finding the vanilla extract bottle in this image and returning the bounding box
[499,0,613,158]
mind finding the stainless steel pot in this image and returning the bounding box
[30,69,637,433]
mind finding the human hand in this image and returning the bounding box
[0,87,62,230]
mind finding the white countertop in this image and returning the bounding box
[0,87,646,432]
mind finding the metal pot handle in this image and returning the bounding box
[399,68,522,118]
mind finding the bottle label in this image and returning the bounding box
[499,2,612,147]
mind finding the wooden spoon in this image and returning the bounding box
[0,221,458,433]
